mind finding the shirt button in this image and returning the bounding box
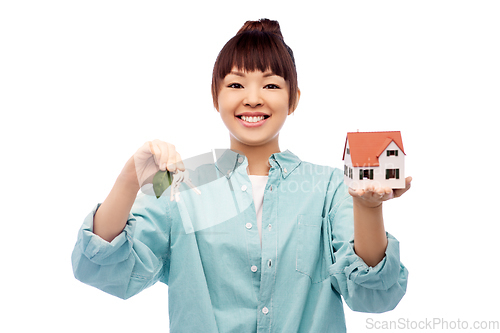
[262,307,269,315]
[241,185,247,191]
[269,185,273,191]
[268,224,272,231]
[245,222,252,229]
[251,265,258,273]
[268,259,272,267]
[238,156,244,163]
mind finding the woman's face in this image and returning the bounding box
[216,67,293,150]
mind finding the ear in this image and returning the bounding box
[288,88,301,115]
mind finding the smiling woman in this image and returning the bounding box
[216,68,295,165]
[211,19,299,111]
[71,18,409,333]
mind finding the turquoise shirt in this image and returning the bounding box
[72,149,408,333]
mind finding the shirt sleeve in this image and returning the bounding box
[327,176,409,313]
[71,193,171,300]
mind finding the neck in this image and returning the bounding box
[230,137,280,176]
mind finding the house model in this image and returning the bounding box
[343,131,405,189]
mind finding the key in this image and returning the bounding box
[182,170,201,195]
[170,171,182,202]
[170,170,201,202]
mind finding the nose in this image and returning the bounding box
[243,87,263,107]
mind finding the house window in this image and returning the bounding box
[387,150,398,156]
[386,169,400,179]
[359,169,374,180]
[346,148,350,155]
[349,167,352,179]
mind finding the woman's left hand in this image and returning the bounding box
[348,176,412,208]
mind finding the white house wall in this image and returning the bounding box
[377,141,405,188]
[343,140,405,190]
[344,141,352,168]
[343,141,354,188]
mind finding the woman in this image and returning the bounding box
[72,18,410,332]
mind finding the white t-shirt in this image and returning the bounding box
[248,175,268,247]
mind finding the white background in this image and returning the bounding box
[1,1,499,332]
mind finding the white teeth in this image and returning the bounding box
[241,115,265,123]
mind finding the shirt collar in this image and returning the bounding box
[213,148,301,179]
[271,149,302,179]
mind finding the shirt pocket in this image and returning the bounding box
[296,215,329,283]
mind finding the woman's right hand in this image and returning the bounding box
[94,139,184,241]
[122,140,185,190]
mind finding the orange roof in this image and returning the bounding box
[342,131,405,167]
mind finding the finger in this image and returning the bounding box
[158,141,171,171]
[163,143,176,172]
[374,187,385,197]
[381,187,392,198]
[173,152,185,171]
[136,141,152,156]
[348,187,366,198]
[149,140,162,168]
[348,187,359,197]
[165,145,185,172]
[148,141,154,155]
[153,140,173,171]
[365,185,375,195]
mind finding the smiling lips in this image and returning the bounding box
[236,113,270,127]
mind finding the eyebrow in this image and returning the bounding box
[229,71,245,77]
[229,71,279,78]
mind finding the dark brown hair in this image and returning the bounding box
[211,19,298,111]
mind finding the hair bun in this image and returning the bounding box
[237,18,284,39]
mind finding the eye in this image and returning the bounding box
[228,83,243,89]
[264,84,280,89]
